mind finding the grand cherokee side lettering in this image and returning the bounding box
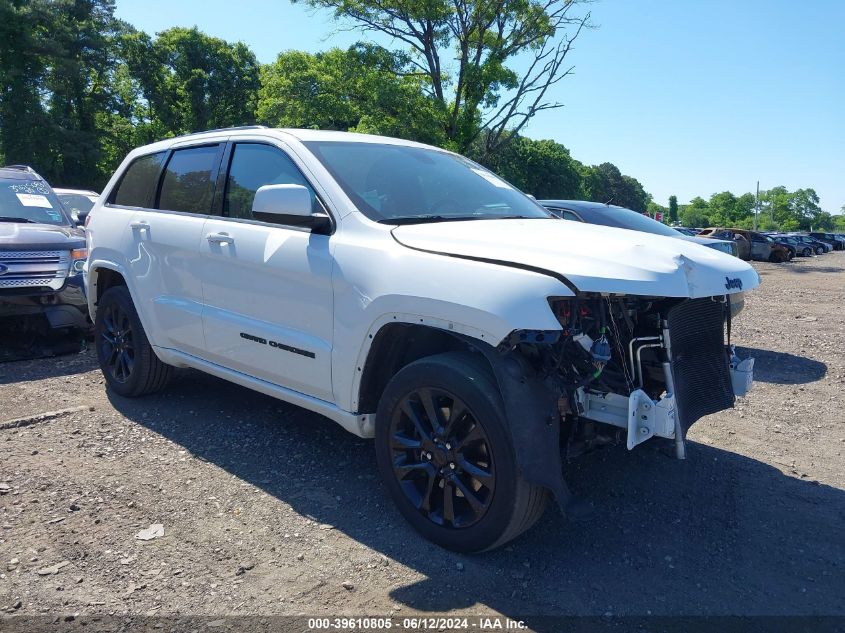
[239,332,315,359]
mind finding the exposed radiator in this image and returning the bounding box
[666,297,735,431]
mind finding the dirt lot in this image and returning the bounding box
[1,253,843,626]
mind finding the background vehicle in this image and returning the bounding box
[766,234,811,257]
[697,228,779,262]
[766,234,797,259]
[0,165,90,349]
[540,201,739,257]
[808,232,842,251]
[85,128,758,552]
[54,188,99,225]
[673,227,700,236]
[787,234,827,255]
[541,200,745,314]
[767,240,793,263]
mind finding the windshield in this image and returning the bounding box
[56,192,96,218]
[302,141,550,223]
[0,177,70,225]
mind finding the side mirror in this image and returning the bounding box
[76,210,89,226]
[252,184,331,232]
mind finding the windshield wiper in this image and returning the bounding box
[0,217,37,223]
[380,214,538,225]
[379,215,485,225]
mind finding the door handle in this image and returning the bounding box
[129,221,149,230]
[206,232,234,244]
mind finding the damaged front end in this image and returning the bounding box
[482,293,754,510]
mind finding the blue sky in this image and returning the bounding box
[115,0,845,213]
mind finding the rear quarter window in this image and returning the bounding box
[110,152,166,207]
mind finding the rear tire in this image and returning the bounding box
[375,352,548,552]
[95,286,172,397]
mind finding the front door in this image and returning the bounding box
[198,141,335,402]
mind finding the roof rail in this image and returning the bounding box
[2,164,37,173]
[181,125,268,138]
[1,164,44,180]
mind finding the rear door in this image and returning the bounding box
[198,140,335,401]
[125,141,225,355]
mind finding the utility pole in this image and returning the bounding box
[754,181,759,231]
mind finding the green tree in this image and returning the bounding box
[668,195,678,223]
[791,188,824,229]
[124,27,260,137]
[0,0,126,187]
[478,135,581,199]
[257,45,445,145]
[293,0,591,157]
[580,162,649,212]
[0,0,52,173]
[678,196,709,227]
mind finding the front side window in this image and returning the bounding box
[303,141,549,223]
[157,145,220,214]
[111,152,166,208]
[224,143,317,220]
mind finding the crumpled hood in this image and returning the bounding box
[0,223,85,250]
[392,218,760,298]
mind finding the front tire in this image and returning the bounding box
[375,352,548,552]
[95,286,172,397]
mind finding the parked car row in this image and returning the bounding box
[670,226,844,263]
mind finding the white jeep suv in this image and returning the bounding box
[85,127,758,552]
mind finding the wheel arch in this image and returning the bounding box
[356,321,493,419]
[87,262,129,321]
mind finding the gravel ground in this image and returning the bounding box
[1,252,843,626]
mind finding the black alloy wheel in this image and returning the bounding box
[94,285,171,397]
[99,300,135,383]
[389,387,495,529]
[375,352,548,552]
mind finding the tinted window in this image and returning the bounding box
[303,141,549,223]
[158,145,220,214]
[112,152,165,207]
[576,205,684,237]
[0,177,70,226]
[224,143,317,220]
[549,208,581,222]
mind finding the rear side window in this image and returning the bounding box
[223,143,317,220]
[554,209,581,222]
[111,152,166,207]
[157,145,221,214]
